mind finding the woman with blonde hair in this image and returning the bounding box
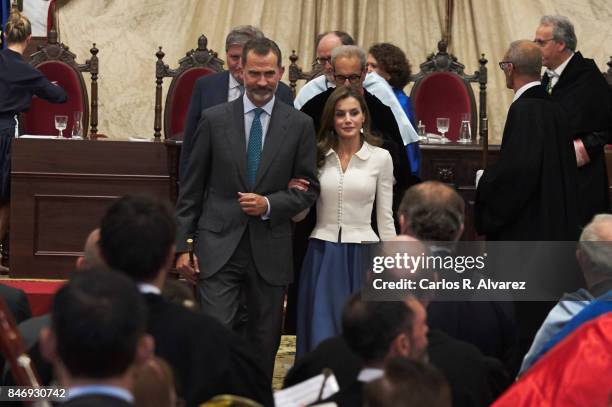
[0,9,66,264]
[296,86,396,357]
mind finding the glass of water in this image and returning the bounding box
[458,113,472,143]
[436,117,450,143]
[54,115,68,138]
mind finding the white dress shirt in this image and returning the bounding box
[228,73,242,102]
[512,81,541,103]
[546,52,574,89]
[311,142,396,243]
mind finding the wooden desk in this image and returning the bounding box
[10,139,170,279]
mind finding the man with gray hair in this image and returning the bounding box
[535,15,612,228]
[180,25,293,177]
[475,40,578,241]
[519,213,612,375]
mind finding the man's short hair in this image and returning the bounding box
[364,357,451,407]
[316,30,355,47]
[99,195,175,282]
[331,45,367,71]
[52,268,147,379]
[398,181,465,241]
[342,295,414,364]
[242,37,283,68]
[579,214,612,276]
[540,15,577,52]
[506,40,542,77]
[225,25,264,51]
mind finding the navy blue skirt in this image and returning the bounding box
[0,122,14,203]
[296,238,365,359]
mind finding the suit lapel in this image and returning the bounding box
[255,100,289,189]
[227,98,248,188]
[552,52,581,94]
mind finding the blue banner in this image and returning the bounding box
[1,0,11,49]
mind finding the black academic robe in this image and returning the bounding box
[542,52,612,227]
[475,85,579,241]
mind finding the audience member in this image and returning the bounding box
[0,283,31,324]
[101,195,274,406]
[535,15,612,228]
[180,25,293,177]
[133,357,179,407]
[367,42,420,176]
[320,295,426,407]
[492,312,612,407]
[519,214,612,375]
[364,357,451,407]
[296,87,396,357]
[400,181,518,374]
[40,269,154,407]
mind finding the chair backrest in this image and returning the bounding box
[288,50,323,97]
[409,40,487,142]
[21,29,99,138]
[154,35,223,140]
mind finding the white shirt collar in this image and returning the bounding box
[357,367,384,382]
[229,72,241,89]
[548,52,574,78]
[243,93,275,117]
[138,282,161,295]
[512,81,541,103]
[325,141,372,160]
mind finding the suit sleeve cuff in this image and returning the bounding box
[261,197,271,220]
[573,139,590,167]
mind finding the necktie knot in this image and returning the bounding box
[253,107,264,119]
[545,69,558,79]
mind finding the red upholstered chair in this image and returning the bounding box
[153,34,224,141]
[288,50,324,97]
[410,40,487,142]
[21,29,99,138]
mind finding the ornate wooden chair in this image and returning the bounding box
[409,39,488,143]
[288,50,324,97]
[21,29,99,138]
[153,34,224,141]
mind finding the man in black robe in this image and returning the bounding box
[535,15,612,228]
[475,40,578,241]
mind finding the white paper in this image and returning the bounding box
[274,373,340,407]
[18,135,59,139]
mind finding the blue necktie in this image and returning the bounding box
[247,108,264,189]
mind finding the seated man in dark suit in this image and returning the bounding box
[40,269,153,407]
[180,25,294,178]
[99,195,273,407]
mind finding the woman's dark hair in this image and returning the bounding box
[316,87,381,167]
[368,43,412,89]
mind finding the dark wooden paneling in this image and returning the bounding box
[10,139,170,279]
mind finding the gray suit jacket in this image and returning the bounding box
[175,97,319,285]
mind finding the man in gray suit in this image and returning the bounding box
[175,37,319,380]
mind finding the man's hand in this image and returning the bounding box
[238,192,268,216]
[288,177,310,192]
[175,252,200,285]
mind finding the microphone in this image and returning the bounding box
[316,368,333,402]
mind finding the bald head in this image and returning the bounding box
[76,228,102,270]
[398,182,465,241]
[505,40,542,78]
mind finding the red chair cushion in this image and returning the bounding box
[412,72,472,141]
[168,67,215,139]
[22,61,85,136]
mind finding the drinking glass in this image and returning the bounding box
[54,115,68,138]
[71,111,83,139]
[458,113,471,144]
[436,117,450,143]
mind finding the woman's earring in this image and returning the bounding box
[360,127,364,134]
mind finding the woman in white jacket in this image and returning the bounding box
[296,86,396,358]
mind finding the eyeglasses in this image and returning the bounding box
[334,73,362,84]
[533,38,555,47]
[498,61,513,70]
[315,56,332,65]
